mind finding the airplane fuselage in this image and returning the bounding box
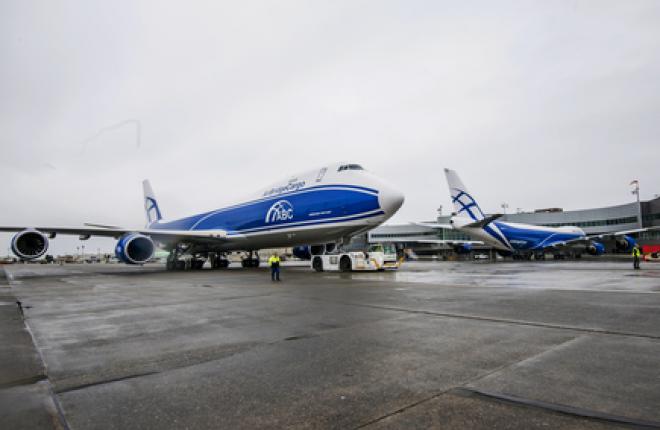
[454,218,585,252]
[151,164,404,251]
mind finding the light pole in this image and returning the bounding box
[631,180,642,228]
[631,180,640,203]
[501,203,509,214]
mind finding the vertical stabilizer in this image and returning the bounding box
[143,180,163,226]
[444,168,485,221]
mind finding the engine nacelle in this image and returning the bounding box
[11,229,49,260]
[115,233,155,265]
[454,243,473,254]
[615,235,636,252]
[587,242,605,256]
[292,245,311,260]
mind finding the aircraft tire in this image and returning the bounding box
[339,256,352,272]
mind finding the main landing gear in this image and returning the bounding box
[165,246,230,271]
[164,247,263,271]
[210,253,230,269]
[241,251,260,268]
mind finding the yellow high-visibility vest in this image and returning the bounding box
[268,256,281,266]
[632,248,640,257]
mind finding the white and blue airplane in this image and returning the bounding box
[420,169,655,258]
[1,163,404,269]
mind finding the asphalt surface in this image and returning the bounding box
[1,260,660,429]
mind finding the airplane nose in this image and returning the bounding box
[379,183,405,215]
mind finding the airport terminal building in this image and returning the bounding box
[367,196,660,255]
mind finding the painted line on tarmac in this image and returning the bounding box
[56,371,161,394]
[289,294,660,341]
[453,387,660,429]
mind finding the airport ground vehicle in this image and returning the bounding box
[311,243,401,272]
[644,252,660,262]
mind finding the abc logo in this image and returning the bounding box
[265,200,294,223]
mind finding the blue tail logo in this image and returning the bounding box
[451,188,485,221]
[145,197,162,224]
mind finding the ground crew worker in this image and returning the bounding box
[268,253,281,281]
[632,245,641,270]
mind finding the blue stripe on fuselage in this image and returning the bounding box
[483,223,511,249]
[151,187,381,234]
[493,221,582,251]
[228,210,385,235]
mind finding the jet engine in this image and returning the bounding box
[615,235,636,252]
[11,229,49,260]
[586,242,605,256]
[115,233,155,264]
[454,243,473,254]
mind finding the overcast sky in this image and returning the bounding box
[2,1,660,254]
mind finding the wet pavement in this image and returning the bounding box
[1,260,660,429]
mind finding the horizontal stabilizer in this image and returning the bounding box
[464,214,502,229]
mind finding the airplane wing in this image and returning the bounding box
[0,226,241,243]
[585,226,660,241]
[404,239,484,245]
[546,226,660,249]
[412,222,454,229]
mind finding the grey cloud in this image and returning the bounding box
[1,0,659,254]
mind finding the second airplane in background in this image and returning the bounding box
[420,169,655,259]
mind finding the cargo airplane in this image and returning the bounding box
[419,169,656,258]
[1,163,404,269]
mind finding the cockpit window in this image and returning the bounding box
[337,164,364,172]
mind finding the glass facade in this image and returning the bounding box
[542,216,638,228]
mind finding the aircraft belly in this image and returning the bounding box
[216,216,385,251]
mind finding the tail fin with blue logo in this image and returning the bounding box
[143,180,163,226]
[444,168,485,221]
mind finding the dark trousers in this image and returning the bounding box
[634,256,640,269]
[271,266,280,281]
